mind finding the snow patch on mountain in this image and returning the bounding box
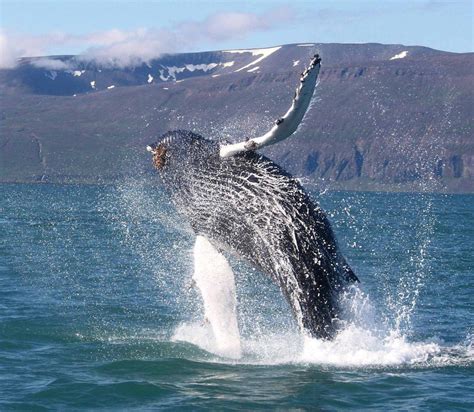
[167,66,187,79]
[158,70,169,81]
[224,46,281,72]
[247,66,259,73]
[185,63,218,72]
[157,61,235,81]
[390,51,408,60]
[147,74,153,83]
[45,71,58,80]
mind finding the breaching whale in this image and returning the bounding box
[147,54,358,352]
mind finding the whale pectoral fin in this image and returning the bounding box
[192,235,242,359]
[220,53,321,158]
[343,264,360,283]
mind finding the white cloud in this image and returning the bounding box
[0,7,295,69]
[0,30,75,68]
[31,58,72,70]
[181,11,267,42]
[0,32,19,68]
[79,28,181,68]
[0,31,51,68]
[179,7,294,43]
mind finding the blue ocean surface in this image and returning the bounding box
[1,182,472,411]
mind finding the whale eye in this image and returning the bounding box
[152,143,168,169]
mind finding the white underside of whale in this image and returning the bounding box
[192,235,242,359]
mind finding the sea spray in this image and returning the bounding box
[99,180,472,369]
[300,284,441,367]
[100,177,196,329]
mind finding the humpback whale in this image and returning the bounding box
[147,54,358,349]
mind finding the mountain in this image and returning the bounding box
[0,43,472,192]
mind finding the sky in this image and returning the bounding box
[0,0,472,68]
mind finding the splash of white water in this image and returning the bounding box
[299,286,441,367]
[107,179,472,369]
[172,282,472,368]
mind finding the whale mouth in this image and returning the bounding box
[147,143,168,169]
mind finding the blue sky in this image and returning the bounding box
[0,0,472,67]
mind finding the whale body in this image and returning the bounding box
[149,130,358,340]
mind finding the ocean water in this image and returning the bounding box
[1,182,472,410]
